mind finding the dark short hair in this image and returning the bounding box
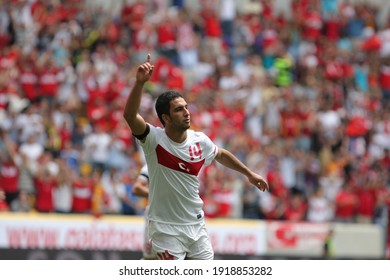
[155,90,183,126]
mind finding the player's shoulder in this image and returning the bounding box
[189,129,206,138]
[149,124,165,135]
[189,130,212,142]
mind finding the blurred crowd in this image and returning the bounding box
[0,0,389,238]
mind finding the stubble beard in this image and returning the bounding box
[181,123,190,131]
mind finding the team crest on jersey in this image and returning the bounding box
[156,144,205,176]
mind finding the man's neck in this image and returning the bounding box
[165,128,187,144]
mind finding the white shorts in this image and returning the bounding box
[148,220,214,260]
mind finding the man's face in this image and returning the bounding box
[166,97,191,131]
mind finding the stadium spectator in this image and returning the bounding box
[307,186,334,223]
[34,162,57,213]
[53,159,73,214]
[0,139,20,206]
[355,171,377,223]
[90,167,107,217]
[71,163,93,214]
[284,188,307,221]
[10,190,32,213]
[83,123,112,172]
[334,180,359,223]
[100,167,127,215]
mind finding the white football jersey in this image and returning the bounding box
[138,125,218,225]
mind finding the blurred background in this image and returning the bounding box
[0,0,389,259]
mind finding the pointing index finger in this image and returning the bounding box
[147,53,151,63]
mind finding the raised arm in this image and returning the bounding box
[123,54,154,138]
[214,147,269,192]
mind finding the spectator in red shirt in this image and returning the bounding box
[34,165,57,213]
[37,58,60,106]
[71,163,94,214]
[157,15,178,65]
[19,60,38,102]
[301,3,323,41]
[323,55,345,81]
[166,65,185,91]
[149,55,172,84]
[334,180,359,223]
[267,158,288,200]
[87,96,109,128]
[279,100,301,138]
[150,55,185,91]
[104,20,121,47]
[201,8,223,57]
[0,142,20,206]
[202,166,231,218]
[323,12,341,41]
[121,0,147,32]
[355,172,377,223]
[284,189,307,221]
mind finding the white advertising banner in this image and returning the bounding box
[0,213,267,255]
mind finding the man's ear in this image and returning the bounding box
[162,114,170,124]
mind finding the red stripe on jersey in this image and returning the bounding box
[156,144,205,176]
